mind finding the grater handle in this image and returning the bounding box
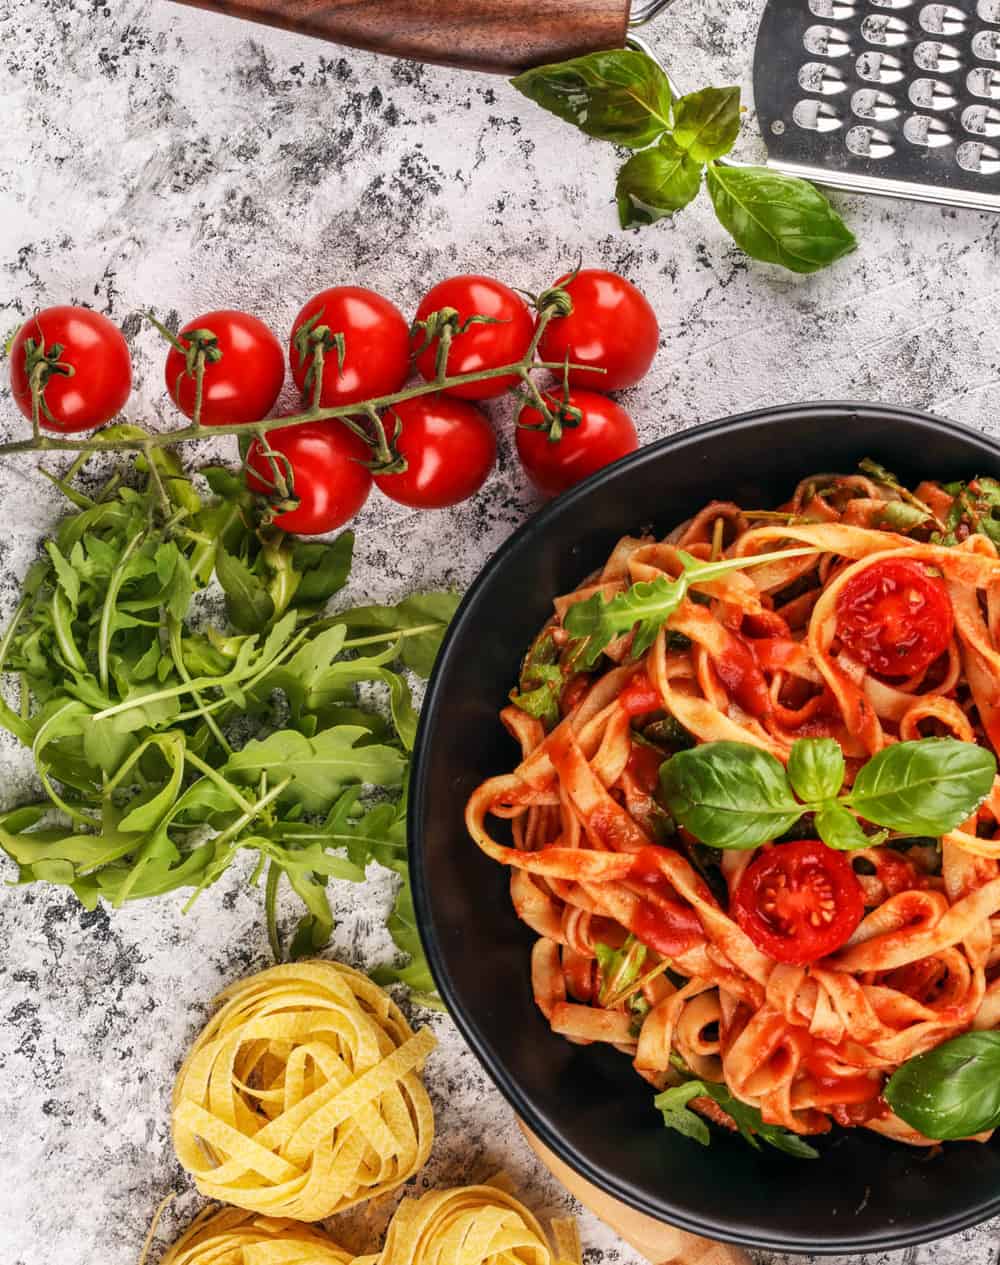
[167,0,632,73]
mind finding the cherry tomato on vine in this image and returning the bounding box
[537,270,659,392]
[290,287,409,408]
[9,306,131,433]
[732,840,864,964]
[836,558,954,678]
[412,275,534,400]
[165,310,285,427]
[373,395,496,509]
[516,390,638,497]
[245,422,372,535]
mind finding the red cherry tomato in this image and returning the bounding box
[516,390,638,497]
[836,558,954,678]
[412,275,534,400]
[537,269,659,392]
[290,287,409,408]
[9,306,131,432]
[373,395,496,509]
[732,840,865,964]
[165,310,285,427]
[245,422,371,536]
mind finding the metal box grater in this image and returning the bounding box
[751,0,1000,211]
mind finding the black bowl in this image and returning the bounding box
[410,402,1000,1255]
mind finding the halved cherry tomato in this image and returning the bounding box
[836,558,953,678]
[537,269,659,392]
[290,287,409,408]
[619,671,661,717]
[732,840,864,964]
[9,306,131,432]
[373,394,496,509]
[517,390,638,497]
[412,275,534,400]
[166,310,284,426]
[245,422,371,535]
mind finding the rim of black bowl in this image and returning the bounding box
[410,400,1000,1254]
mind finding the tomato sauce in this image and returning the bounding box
[619,671,661,717]
[713,634,771,717]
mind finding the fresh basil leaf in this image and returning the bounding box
[672,86,741,162]
[846,738,996,836]
[660,741,803,849]
[814,801,879,851]
[616,138,704,228]
[216,544,275,633]
[511,49,673,149]
[655,1081,711,1145]
[787,737,844,803]
[885,1031,1000,1140]
[706,164,856,274]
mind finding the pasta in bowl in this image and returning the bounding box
[411,404,1000,1252]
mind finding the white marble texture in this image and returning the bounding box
[3,1,1000,1263]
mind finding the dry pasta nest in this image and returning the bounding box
[172,961,436,1221]
[158,1206,353,1264]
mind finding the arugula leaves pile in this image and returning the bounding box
[0,438,456,992]
[655,1078,819,1158]
[512,50,856,274]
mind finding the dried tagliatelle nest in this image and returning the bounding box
[172,961,436,1221]
[353,1181,582,1265]
[157,1206,353,1264]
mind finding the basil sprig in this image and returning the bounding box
[564,546,819,667]
[885,1032,1000,1140]
[512,50,856,274]
[660,737,996,851]
[655,1079,820,1158]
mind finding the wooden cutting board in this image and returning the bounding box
[520,1123,752,1265]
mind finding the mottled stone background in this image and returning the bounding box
[3,1,1000,1263]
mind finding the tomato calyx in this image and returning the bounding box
[19,334,75,426]
[516,390,583,445]
[409,305,506,379]
[290,310,347,404]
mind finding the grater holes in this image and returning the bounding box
[973,29,1000,60]
[903,113,953,143]
[799,61,849,92]
[857,50,907,80]
[914,40,963,70]
[910,76,959,106]
[845,124,897,155]
[962,103,1000,133]
[793,98,845,129]
[861,13,911,43]
[978,0,1000,23]
[804,23,853,54]
[852,88,902,118]
[968,66,1000,95]
[809,0,858,18]
[919,3,967,33]
[956,139,1000,169]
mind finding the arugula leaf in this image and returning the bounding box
[655,1079,819,1157]
[706,164,856,274]
[511,49,673,148]
[672,87,741,162]
[291,533,353,605]
[595,934,647,1006]
[216,544,276,632]
[334,592,459,678]
[616,138,704,228]
[564,547,818,666]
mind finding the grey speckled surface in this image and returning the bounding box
[3,2,1000,1264]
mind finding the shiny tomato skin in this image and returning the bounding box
[290,287,409,408]
[732,840,864,965]
[538,269,659,392]
[412,275,534,400]
[245,422,372,535]
[836,558,954,678]
[517,390,638,497]
[166,310,285,426]
[10,306,131,432]
[373,395,496,509]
